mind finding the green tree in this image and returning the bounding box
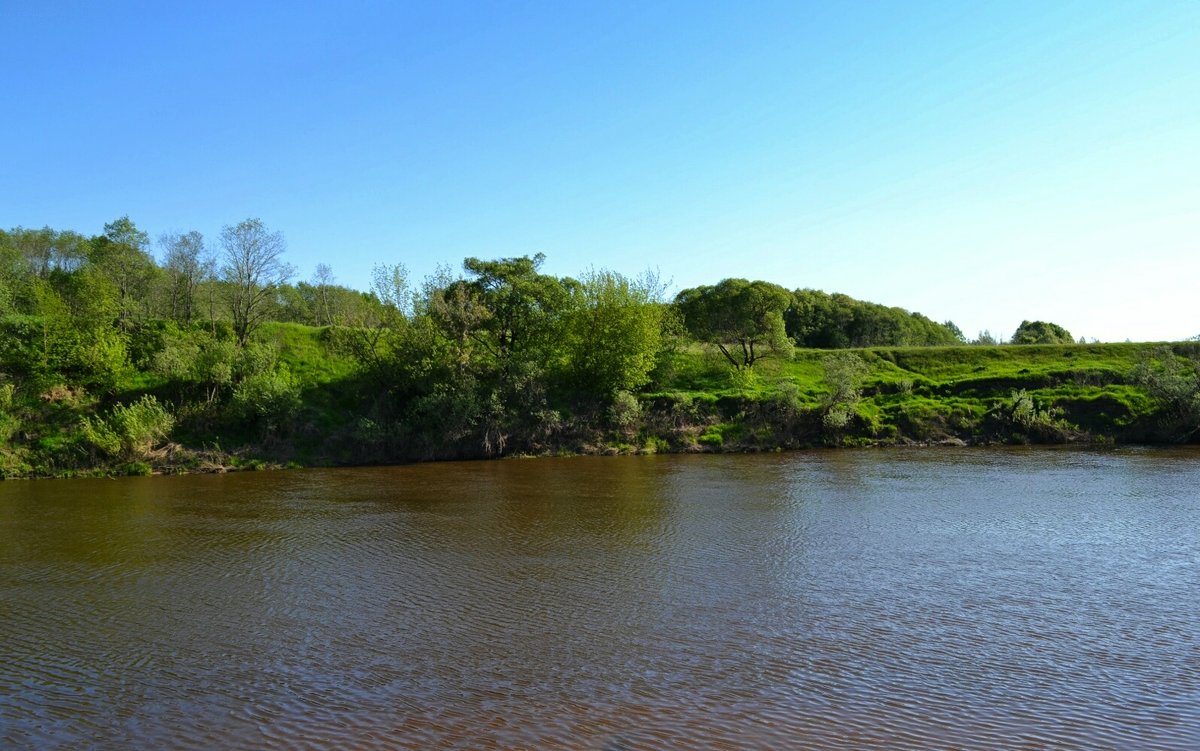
[786,288,959,348]
[91,217,157,327]
[1011,320,1073,345]
[943,320,966,343]
[1131,347,1200,441]
[461,253,571,365]
[312,263,337,326]
[219,218,294,345]
[675,278,793,369]
[565,269,667,397]
[160,230,212,324]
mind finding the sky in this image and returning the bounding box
[2,1,1198,342]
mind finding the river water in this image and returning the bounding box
[1,449,1197,749]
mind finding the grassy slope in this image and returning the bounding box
[649,342,1163,445]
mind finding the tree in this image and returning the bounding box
[565,268,668,397]
[943,320,966,343]
[219,219,293,345]
[785,288,960,348]
[460,253,571,364]
[424,268,492,377]
[91,217,157,327]
[312,263,336,326]
[675,278,793,369]
[159,230,212,324]
[1011,320,1073,345]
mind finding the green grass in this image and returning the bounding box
[259,322,357,387]
[652,342,1164,444]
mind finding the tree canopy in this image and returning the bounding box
[1011,320,1074,345]
[675,278,793,369]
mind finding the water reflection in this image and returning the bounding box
[2,449,1199,749]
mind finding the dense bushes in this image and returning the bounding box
[81,395,175,462]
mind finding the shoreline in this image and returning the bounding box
[8,432,1191,482]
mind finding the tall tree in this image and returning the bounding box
[159,230,212,324]
[460,253,571,364]
[312,263,336,326]
[219,219,293,345]
[91,216,156,327]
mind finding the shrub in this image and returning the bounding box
[1130,347,1200,441]
[0,382,15,411]
[996,389,1073,442]
[81,395,175,461]
[821,352,869,434]
[822,403,856,430]
[607,390,642,430]
[231,368,301,430]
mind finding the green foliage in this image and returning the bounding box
[1131,346,1200,441]
[607,390,642,430]
[231,367,301,430]
[698,425,725,447]
[461,253,571,365]
[1011,320,1074,345]
[565,269,667,397]
[0,217,1192,475]
[220,218,293,345]
[675,278,793,369]
[821,351,869,407]
[81,395,175,461]
[787,289,960,348]
[994,388,1074,442]
[819,351,869,434]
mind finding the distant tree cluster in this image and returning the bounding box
[784,289,963,348]
[1010,320,1075,345]
[674,283,964,353]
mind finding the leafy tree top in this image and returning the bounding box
[675,278,793,368]
[1011,320,1074,345]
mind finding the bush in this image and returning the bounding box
[821,351,868,434]
[1131,347,1200,441]
[822,403,856,430]
[1011,320,1074,345]
[81,394,175,461]
[994,389,1073,442]
[607,390,642,430]
[231,368,301,430]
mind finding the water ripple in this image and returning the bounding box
[1,449,1198,749]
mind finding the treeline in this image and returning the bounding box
[0,217,969,393]
[0,216,1114,476]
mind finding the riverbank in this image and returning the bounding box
[3,326,1194,479]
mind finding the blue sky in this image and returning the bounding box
[3,1,1198,341]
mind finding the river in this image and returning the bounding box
[1,448,1197,749]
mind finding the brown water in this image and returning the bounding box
[1,449,1198,750]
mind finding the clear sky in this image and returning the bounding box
[3,1,1198,342]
